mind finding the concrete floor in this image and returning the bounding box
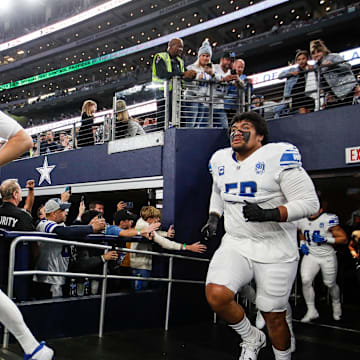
[2,317,360,360]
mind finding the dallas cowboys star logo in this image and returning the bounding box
[36,156,56,185]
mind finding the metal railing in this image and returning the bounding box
[2,235,209,348]
[4,58,358,159]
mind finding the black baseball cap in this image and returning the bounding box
[222,51,236,59]
[113,210,137,224]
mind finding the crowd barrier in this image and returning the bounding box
[2,233,209,349]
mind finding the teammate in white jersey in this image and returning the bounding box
[201,112,319,360]
[297,207,347,322]
[0,111,54,360]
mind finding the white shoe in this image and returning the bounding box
[239,330,266,360]
[255,311,265,329]
[332,302,342,321]
[24,341,54,360]
[300,309,319,323]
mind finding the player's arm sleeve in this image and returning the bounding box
[208,158,224,216]
[279,167,320,222]
[0,111,23,139]
[0,112,33,166]
[209,182,224,216]
[328,217,347,245]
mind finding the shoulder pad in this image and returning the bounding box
[327,214,339,227]
[278,143,302,169]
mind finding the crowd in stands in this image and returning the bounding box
[2,2,360,121]
[8,34,358,157]
[0,179,206,299]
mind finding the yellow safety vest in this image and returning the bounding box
[152,52,184,91]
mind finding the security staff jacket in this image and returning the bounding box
[0,202,34,231]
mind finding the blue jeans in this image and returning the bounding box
[213,108,228,128]
[131,269,151,291]
[184,102,208,128]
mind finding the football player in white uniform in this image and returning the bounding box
[297,207,347,322]
[201,112,319,360]
[0,111,54,360]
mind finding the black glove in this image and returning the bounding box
[243,201,281,222]
[201,213,220,241]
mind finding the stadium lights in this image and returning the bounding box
[0,0,133,53]
[0,0,11,11]
[0,0,290,91]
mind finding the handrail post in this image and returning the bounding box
[208,82,214,127]
[98,247,109,338]
[171,77,182,128]
[165,256,173,331]
[3,238,20,348]
[316,67,321,112]
[164,80,170,129]
[1,235,209,345]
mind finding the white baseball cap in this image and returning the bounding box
[44,198,71,214]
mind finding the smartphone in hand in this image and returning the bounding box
[65,186,72,194]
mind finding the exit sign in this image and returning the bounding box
[345,146,360,164]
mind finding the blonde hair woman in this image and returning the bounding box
[77,99,97,147]
[115,99,145,138]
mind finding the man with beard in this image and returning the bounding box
[201,111,319,360]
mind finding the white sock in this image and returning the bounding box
[0,290,39,354]
[273,346,292,360]
[285,303,294,336]
[229,315,258,342]
[302,281,315,308]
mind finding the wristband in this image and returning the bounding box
[101,255,105,263]
[326,236,336,244]
[137,229,141,235]
[183,243,186,250]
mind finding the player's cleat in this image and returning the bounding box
[332,302,342,321]
[24,341,54,360]
[239,330,266,360]
[300,309,319,323]
[255,311,265,329]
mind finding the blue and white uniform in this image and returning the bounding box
[206,142,319,312]
[297,213,340,290]
[34,220,69,287]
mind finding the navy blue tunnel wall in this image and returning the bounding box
[0,105,359,336]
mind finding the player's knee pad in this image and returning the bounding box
[323,279,336,288]
[256,294,288,313]
[256,278,290,312]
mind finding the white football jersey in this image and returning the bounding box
[34,220,69,285]
[297,213,339,257]
[209,142,304,263]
